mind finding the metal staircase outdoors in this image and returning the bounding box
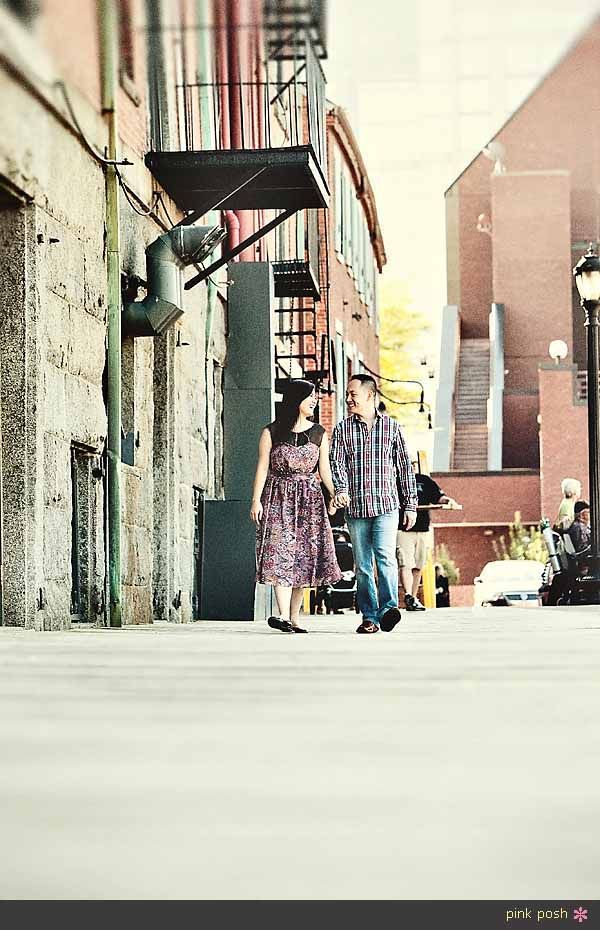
[452,338,490,471]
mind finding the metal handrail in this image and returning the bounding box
[167,38,327,178]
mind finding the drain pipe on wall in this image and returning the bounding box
[99,0,122,628]
[198,0,221,357]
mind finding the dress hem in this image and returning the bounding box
[256,573,342,587]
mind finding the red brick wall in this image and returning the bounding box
[116,0,148,158]
[492,171,572,394]
[455,156,493,338]
[442,19,600,523]
[42,0,148,157]
[449,19,600,342]
[538,365,589,520]
[431,471,543,586]
[503,394,539,469]
[315,127,381,437]
[432,524,511,587]
[431,470,541,525]
[42,0,102,110]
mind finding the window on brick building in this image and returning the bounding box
[119,0,140,105]
[119,0,135,81]
[146,0,171,149]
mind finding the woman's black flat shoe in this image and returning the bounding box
[290,625,308,633]
[268,616,295,633]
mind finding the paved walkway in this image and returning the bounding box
[0,606,599,899]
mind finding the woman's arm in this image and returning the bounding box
[329,423,350,507]
[318,432,336,499]
[250,427,272,523]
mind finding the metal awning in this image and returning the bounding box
[145,145,329,216]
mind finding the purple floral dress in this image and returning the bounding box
[256,424,342,587]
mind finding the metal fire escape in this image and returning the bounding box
[145,13,329,289]
[273,208,332,395]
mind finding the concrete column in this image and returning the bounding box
[0,205,42,627]
[153,327,176,621]
[201,262,276,621]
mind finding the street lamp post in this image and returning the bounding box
[573,243,600,593]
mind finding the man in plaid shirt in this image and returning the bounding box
[330,374,417,634]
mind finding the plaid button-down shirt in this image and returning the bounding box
[330,412,418,519]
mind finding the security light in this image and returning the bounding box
[548,340,568,364]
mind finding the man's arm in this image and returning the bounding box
[393,424,418,528]
[430,478,457,508]
[330,424,350,507]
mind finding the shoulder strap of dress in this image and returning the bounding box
[309,423,325,446]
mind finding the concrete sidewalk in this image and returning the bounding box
[0,606,598,899]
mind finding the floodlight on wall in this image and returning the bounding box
[482,140,506,174]
[548,339,568,365]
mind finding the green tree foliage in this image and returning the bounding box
[379,279,431,430]
[491,511,548,562]
[434,543,460,585]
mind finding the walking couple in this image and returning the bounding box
[251,375,417,634]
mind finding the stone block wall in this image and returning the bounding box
[0,6,228,628]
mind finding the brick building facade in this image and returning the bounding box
[320,104,386,432]
[0,0,344,627]
[1,0,387,626]
[433,18,600,604]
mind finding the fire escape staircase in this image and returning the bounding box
[145,26,329,291]
[452,338,490,471]
[274,209,332,394]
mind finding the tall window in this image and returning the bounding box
[146,0,170,150]
[119,0,141,106]
[119,0,135,83]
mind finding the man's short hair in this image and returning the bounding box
[574,500,590,515]
[348,373,377,395]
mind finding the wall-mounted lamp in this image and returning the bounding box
[548,339,568,365]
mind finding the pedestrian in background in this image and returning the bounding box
[251,379,341,633]
[568,500,591,552]
[554,477,582,531]
[435,563,450,608]
[396,457,458,611]
[330,374,417,634]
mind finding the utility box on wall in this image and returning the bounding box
[200,263,276,621]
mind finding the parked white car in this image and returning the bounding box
[473,559,546,607]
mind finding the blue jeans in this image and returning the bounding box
[346,510,399,626]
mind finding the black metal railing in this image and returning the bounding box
[263,0,328,60]
[170,39,327,180]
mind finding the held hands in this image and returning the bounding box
[333,492,350,509]
[250,499,263,524]
[403,509,417,531]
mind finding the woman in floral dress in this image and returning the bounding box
[250,379,341,632]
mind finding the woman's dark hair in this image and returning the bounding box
[271,379,315,444]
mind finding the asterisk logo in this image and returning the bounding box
[573,907,588,923]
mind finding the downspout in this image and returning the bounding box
[198,0,222,355]
[122,226,225,337]
[99,0,122,627]
[224,210,240,254]
[228,0,254,260]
